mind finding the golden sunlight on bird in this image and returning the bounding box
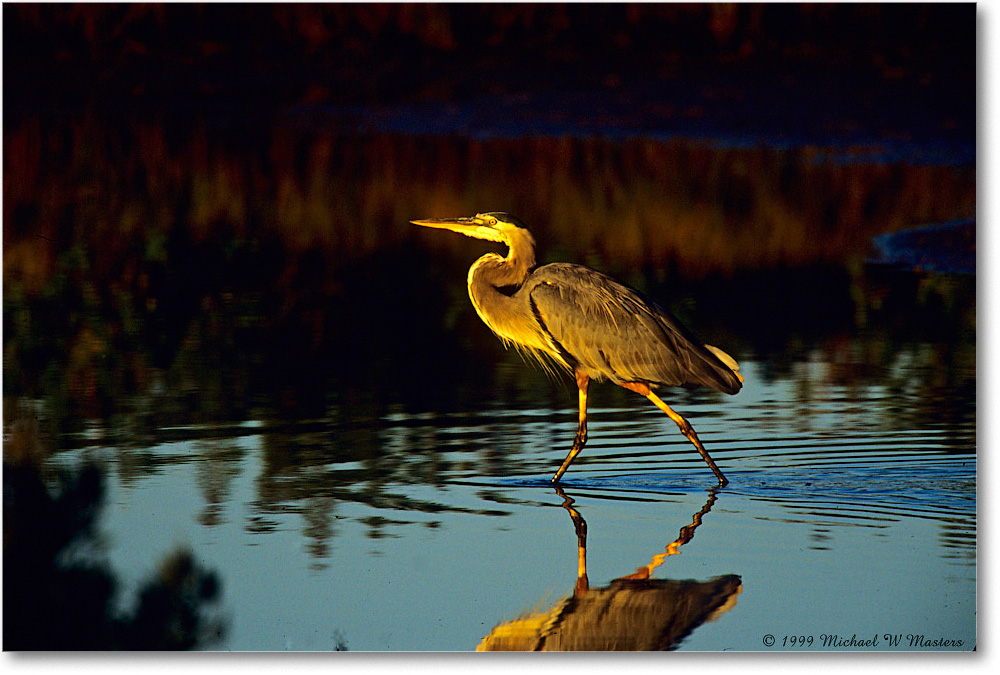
[411,212,742,485]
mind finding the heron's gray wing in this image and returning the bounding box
[526,264,741,393]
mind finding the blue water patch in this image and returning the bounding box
[867,218,976,274]
[286,80,974,167]
[486,458,975,521]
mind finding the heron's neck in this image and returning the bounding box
[468,244,534,291]
[466,243,536,341]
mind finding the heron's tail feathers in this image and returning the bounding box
[704,345,743,384]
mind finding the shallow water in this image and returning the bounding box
[3,95,975,650]
[24,338,974,651]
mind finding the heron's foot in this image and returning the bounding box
[673,419,728,486]
[552,436,586,483]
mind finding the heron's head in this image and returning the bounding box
[410,212,533,248]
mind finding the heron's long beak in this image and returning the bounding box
[410,217,504,243]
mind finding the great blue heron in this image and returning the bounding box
[411,212,743,485]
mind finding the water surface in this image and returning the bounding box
[3,98,975,650]
[13,330,975,650]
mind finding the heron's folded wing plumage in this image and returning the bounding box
[526,264,741,394]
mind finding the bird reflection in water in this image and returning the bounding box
[477,489,741,651]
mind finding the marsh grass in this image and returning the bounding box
[3,117,975,423]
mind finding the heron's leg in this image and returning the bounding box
[552,370,590,483]
[621,382,729,487]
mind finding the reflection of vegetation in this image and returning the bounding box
[2,6,974,649]
[2,119,975,425]
[194,437,244,527]
[3,416,226,650]
[3,116,975,564]
[250,421,509,558]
